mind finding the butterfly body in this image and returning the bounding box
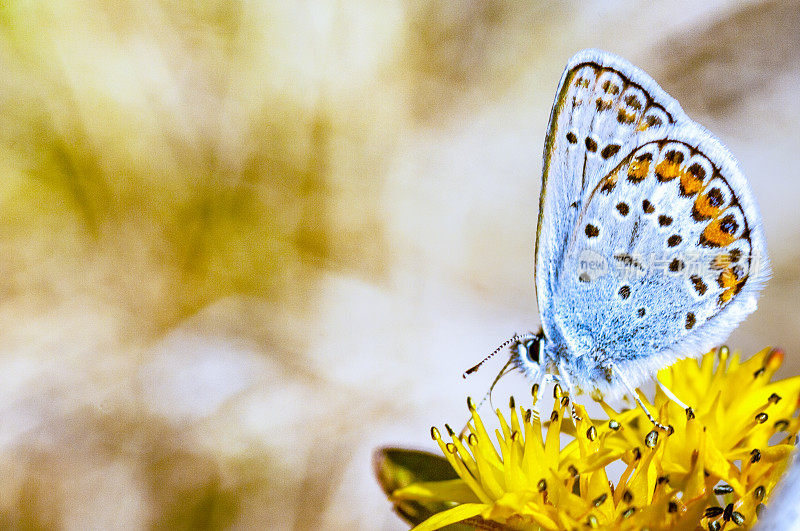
[516,50,769,400]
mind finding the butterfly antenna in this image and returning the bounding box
[481,356,517,410]
[463,333,525,378]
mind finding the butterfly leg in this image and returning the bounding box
[536,373,558,405]
[557,360,583,423]
[658,381,694,418]
[610,363,671,432]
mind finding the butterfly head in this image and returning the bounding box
[512,329,549,381]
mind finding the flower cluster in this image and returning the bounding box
[386,348,800,530]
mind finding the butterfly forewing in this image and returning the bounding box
[535,50,688,334]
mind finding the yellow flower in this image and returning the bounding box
[385,348,800,530]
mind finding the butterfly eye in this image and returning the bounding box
[524,339,541,364]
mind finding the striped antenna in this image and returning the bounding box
[462,332,536,378]
[462,334,522,378]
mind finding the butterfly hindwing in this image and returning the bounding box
[554,124,769,394]
[535,50,688,338]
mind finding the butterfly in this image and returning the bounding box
[468,49,770,429]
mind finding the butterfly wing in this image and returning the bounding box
[553,123,769,396]
[535,49,689,341]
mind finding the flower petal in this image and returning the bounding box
[392,479,481,504]
[410,503,486,531]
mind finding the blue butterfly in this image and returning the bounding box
[469,49,770,429]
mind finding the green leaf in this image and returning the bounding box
[373,447,473,529]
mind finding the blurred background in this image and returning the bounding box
[0,0,797,529]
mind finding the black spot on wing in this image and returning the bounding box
[669,259,684,272]
[601,144,621,159]
[690,275,708,295]
[667,235,682,247]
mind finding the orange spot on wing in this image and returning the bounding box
[701,218,737,248]
[717,267,746,305]
[680,172,704,196]
[719,289,735,304]
[617,109,636,124]
[627,155,651,183]
[692,192,722,221]
[680,163,707,197]
[718,268,737,289]
[655,159,683,182]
